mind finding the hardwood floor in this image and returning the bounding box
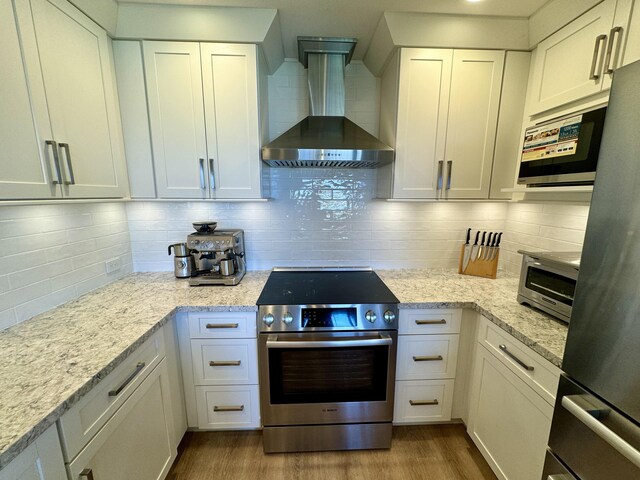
[168,425,497,480]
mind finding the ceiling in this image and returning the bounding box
[120,0,550,59]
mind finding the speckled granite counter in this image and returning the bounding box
[0,269,567,469]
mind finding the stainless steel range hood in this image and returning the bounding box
[261,37,394,168]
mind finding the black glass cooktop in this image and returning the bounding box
[256,268,399,305]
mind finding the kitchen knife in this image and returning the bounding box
[486,232,497,260]
[462,228,472,272]
[483,232,494,260]
[476,231,486,261]
[491,232,503,260]
[469,231,480,265]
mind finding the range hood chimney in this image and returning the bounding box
[261,37,394,168]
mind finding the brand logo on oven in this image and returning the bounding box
[322,408,338,413]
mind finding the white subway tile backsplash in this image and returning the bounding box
[0,203,132,332]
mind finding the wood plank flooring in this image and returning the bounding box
[168,425,497,480]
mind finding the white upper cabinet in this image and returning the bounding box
[0,0,59,199]
[141,41,263,200]
[201,43,262,199]
[379,48,504,200]
[393,48,452,199]
[144,42,209,199]
[528,0,634,116]
[443,50,504,199]
[11,0,127,199]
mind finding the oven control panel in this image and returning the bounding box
[258,304,398,332]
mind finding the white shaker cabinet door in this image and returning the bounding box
[528,0,616,115]
[443,50,504,199]
[0,0,60,199]
[468,345,553,480]
[394,48,453,199]
[201,43,262,199]
[144,41,209,199]
[25,0,125,198]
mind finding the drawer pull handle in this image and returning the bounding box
[108,362,146,397]
[499,344,534,371]
[80,469,95,480]
[209,360,242,366]
[214,405,244,412]
[413,355,443,362]
[415,319,447,325]
[206,323,239,329]
[410,399,439,406]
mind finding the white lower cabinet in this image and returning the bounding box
[467,318,558,480]
[178,312,261,430]
[394,309,461,424]
[67,359,176,480]
[0,425,66,480]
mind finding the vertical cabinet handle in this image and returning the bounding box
[436,160,444,196]
[446,160,452,191]
[80,469,95,480]
[589,34,607,80]
[209,158,215,190]
[58,143,76,185]
[45,140,62,185]
[604,26,623,74]
[199,158,206,189]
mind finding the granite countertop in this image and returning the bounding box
[0,269,568,469]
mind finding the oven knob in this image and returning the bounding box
[383,310,396,323]
[365,310,377,323]
[282,312,294,324]
[262,313,275,326]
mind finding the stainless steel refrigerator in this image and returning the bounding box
[543,61,640,479]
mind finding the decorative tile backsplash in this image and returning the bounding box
[0,203,132,331]
[127,168,508,272]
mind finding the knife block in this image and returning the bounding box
[458,244,499,279]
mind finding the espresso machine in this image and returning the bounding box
[186,222,246,286]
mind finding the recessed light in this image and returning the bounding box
[466,0,484,3]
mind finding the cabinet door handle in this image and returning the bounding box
[209,158,215,190]
[409,399,439,406]
[209,360,242,366]
[45,140,63,185]
[206,323,239,329]
[58,143,76,185]
[446,160,452,191]
[436,160,444,195]
[199,158,206,189]
[108,362,146,397]
[415,319,447,325]
[80,468,95,480]
[604,26,623,74]
[499,344,534,371]
[413,355,443,362]
[589,34,607,80]
[214,405,244,412]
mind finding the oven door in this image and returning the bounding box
[259,331,397,426]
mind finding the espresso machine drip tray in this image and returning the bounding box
[186,228,246,286]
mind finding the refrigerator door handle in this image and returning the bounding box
[562,395,640,469]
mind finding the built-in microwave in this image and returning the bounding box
[517,251,581,323]
[517,106,607,186]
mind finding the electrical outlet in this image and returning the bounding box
[105,257,121,274]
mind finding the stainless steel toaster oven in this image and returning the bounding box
[517,250,581,323]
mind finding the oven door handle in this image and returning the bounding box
[265,333,393,349]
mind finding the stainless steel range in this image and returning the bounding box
[256,267,399,453]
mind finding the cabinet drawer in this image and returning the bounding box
[191,338,258,385]
[479,317,561,405]
[188,311,256,339]
[59,330,165,461]
[195,385,260,430]
[396,335,459,380]
[393,379,455,424]
[399,309,462,335]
